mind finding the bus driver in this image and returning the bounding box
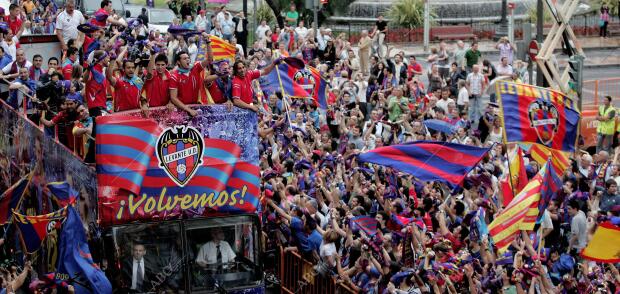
[196,227,236,271]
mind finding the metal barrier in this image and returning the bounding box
[278,248,357,294]
[583,78,620,106]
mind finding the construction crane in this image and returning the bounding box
[535,0,585,109]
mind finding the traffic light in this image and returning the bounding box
[567,54,584,95]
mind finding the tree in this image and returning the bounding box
[263,0,353,29]
[387,0,430,29]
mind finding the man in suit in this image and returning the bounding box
[233,12,248,57]
[121,242,156,292]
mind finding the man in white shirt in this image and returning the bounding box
[55,0,84,51]
[466,64,486,128]
[196,227,236,271]
[435,87,455,114]
[567,200,588,254]
[1,49,31,96]
[295,20,309,40]
[255,20,270,40]
[195,9,208,31]
[496,57,513,77]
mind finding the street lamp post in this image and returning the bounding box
[496,0,509,38]
[423,0,430,52]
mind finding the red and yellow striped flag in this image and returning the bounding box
[580,222,620,263]
[210,35,236,61]
[489,162,549,253]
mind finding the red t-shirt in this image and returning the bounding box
[142,69,171,107]
[90,8,108,27]
[85,64,108,109]
[5,15,22,35]
[407,62,423,77]
[169,62,204,105]
[232,70,260,104]
[206,78,229,104]
[62,63,73,80]
[113,77,141,111]
[83,35,94,54]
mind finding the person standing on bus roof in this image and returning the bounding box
[55,0,84,52]
[106,47,143,112]
[169,32,213,117]
[83,50,109,117]
[141,53,172,116]
[91,0,126,28]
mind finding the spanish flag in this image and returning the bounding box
[581,222,620,263]
[489,162,548,253]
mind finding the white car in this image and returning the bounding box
[124,5,176,34]
[147,8,177,34]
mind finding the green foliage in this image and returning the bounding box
[387,0,430,29]
[593,0,619,16]
[256,0,277,25]
[527,5,554,24]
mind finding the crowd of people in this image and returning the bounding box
[0,0,619,293]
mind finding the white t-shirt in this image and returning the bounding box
[55,10,85,44]
[435,97,454,113]
[496,64,513,76]
[319,242,337,267]
[295,26,308,40]
[188,43,198,64]
[541,209,553,230]
[457,87,469,106]
[255,24,270,39]
[1,36,19,60]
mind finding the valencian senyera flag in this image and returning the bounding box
[580,222,620,263]
[13,207,67,253]
[358,141,491,187]
[496,82,580,152]
[489,162,550,253]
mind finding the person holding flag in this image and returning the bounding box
[231,57,280,112]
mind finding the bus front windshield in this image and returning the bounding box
[102,215,261,293]
[186,216,262,292]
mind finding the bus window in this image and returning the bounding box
[185,215,261,292]
[102,222,186,293]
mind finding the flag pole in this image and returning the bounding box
[1,173,33,242]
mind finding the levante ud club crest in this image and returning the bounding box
[156,126,205,187]
[293,68,316,96]
[527,99,559,146]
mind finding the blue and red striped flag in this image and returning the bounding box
[387,214,425,231]
[13,207,67,253]
[496,82,580,152]
[0,174,31,224]
[57,206,112,294]
[259,60,328,109]
[358,141,491,187]
[225,161,260,213]
[46,182,78,207]
[351,215,378,236]
[96,116,161,194]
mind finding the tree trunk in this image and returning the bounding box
[264,0,285,29]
